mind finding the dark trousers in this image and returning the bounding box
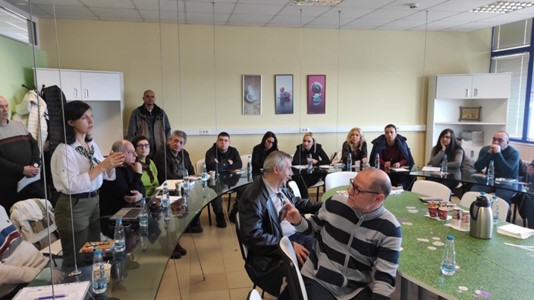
[303,276,372,300]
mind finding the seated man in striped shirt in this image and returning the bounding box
[286,168,402,300]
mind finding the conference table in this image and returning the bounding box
[323,186,534,300]
[28,171,252,299]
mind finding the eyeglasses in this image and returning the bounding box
[349,179,380,196]
[136,144,150,149]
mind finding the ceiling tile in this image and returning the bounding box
[80,0,135,9]
[89,7,140,19]
[233,3,284,15]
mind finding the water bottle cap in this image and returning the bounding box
[480,192,486,195]
[116,217,122,222]
[94,249,103,255]
[447,235,454,240]
[163,182,168,186]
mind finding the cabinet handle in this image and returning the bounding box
[74,88,78,98]
[84,89,89,98]
[474,88,478,97]
[465,89,469,97]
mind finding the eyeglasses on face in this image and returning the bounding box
[349,178,380,196]
[136,143,150,149]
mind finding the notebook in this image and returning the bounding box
[110,207,143,221]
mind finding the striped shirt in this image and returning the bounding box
[296,194,402,300]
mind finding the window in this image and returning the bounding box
[491,19,533,141]
[0,6,37,45]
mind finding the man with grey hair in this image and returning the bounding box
[153,130,195,184]
[99,140,145,235]
[472,130,520,205]
[0,96,44,214]
[126,89,171,157]
[238,151,321,298]
[285,168,402,300]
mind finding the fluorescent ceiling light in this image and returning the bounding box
[470,1,534,13]
[291,0,343,6]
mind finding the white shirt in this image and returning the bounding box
[262,178,297,237]
[51,140,115,194]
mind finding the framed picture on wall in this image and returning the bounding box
[307,74,326,114]
[275,74,293,114]
[242,74,262,115]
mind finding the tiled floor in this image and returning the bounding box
[155,194,526,300]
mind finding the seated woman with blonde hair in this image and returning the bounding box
[341,127,368,170]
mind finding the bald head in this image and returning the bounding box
[112,140,137,164]
[0,96,9,125]
[360,168,392,198]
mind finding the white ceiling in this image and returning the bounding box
[2,0,534,32]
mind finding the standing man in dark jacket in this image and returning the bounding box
[370,124,414,189]
[205,132,242,228]
[238,151,321,298]
[0,96,44,214]
[127,90,171,157]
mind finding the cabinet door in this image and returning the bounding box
[435,75,472,99]
[35,69,82,101]
[81,72,122,101]
[472,73,511,99]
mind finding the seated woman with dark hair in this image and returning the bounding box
[427,128,464,168]
[251,131,279,177]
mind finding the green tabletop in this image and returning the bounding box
[387,191,534,300]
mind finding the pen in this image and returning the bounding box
[37,294,66,300]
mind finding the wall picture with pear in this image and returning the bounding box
[242,74,262,115]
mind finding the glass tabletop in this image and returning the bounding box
[28,172,253,299]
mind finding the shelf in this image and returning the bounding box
[434,122,506,126]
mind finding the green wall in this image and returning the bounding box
[0,35,47,114]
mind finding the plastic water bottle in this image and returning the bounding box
[440,235,456,276]
[307,154,313,174]
[201,162,209,181]
[347,152,352,172]
[162,182,170,208]
[247,156,252,181]
[492,195,499,224]
[487,160,495,186]
[375,153,380,169]
[114,218,125,253]
[92,249,107,294]
[138,198,148,227]
[441,153,448,175]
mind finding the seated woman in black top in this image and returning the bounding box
[251,131,279,177]
[292,132,330,198]
[341,127,368,170]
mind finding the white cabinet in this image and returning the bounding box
[435,73,511,99]
[426,73,511,162]
[35,68,122,101]
[34,68,124,152]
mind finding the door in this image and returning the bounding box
[435,75,472,99]
[35,69,82,101]
[81,72,122,101]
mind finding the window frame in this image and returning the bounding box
[491,19,534,142]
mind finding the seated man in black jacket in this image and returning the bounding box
[238,151,321,298]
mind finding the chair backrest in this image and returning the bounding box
[196,159,205,175]
[279,236,308,300]
[288,181,302,198]
[324,171,358,191]
[247,289,262,300]
[235,212,248,260]
[241,154,252,167]
[411,180,451,202]
[330,150,342,164]
[9,198,59,250]
[460,191,510,221]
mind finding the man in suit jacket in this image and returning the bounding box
[238,151,321,297]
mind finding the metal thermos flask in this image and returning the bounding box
[469,195,493,239]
